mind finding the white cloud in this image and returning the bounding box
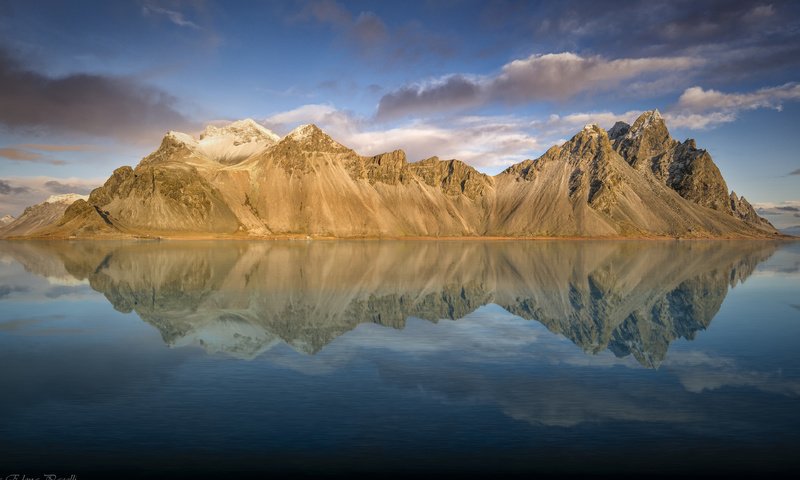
[663,111,738,129]
[667,83,800,129]
[677,83,800,112]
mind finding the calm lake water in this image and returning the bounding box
[1,240,799,478]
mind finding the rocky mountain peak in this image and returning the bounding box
[567,123,613,158]
[280,124,350,152]
[0,214,15,225]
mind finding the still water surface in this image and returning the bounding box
[0,240,798,477]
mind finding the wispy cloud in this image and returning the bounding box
[789,168,800,176]
[141,2,200,29]
[0,148,42,162]
[0,147,66,165]
[17,144,98,152]
[376,53,702,119]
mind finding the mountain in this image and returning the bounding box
[0,194,87,238]
[5,111,781,239]
[0,214,14,226]
[0,240,777,365]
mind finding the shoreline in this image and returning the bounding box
[3,233,795,242]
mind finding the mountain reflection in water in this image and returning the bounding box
[3,239,777,367]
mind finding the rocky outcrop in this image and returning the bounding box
[730,191,773,227]
[8,114,779,239]
[610,110,765,224]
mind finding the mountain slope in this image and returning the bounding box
[0,194,87,238]
[15,112,781,239]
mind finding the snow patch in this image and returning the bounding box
[45,193,88,204]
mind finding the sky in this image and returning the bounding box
[0,0,799,227]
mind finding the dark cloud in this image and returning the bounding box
[776,206,800,212]
[0,180,30,195]
[0,47,196,143]
[480,0,800,82]
[377,75,483,119]
[44,180,95,195]
[789,168,800,176]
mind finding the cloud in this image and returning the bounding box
[676,83,800,112]
[0,177,102,216]
[0,148,42,161]
[376,52,702,119]
[43,180,95,195]
[0,147,66,165]
[667,83,800,129]
[0,179,30,195]
[663,111,738,129]
[752,200,800,229]
[0,47,195,143]
[17,144,97,152]
[265,104,540,168]
[789,168,800,176]
[141,2,200,29]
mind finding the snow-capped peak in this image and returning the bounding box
[283,124,348,151]
[0,214,15,225]
[286,124,321,141]
[200,118,280,143]
[45,193,88,205]
[166,130,198,146]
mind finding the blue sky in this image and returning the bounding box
[1,0,799,224]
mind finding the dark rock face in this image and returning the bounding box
[610,110,772,228]
[730,191,774,228]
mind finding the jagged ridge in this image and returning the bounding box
[4,111,780,239]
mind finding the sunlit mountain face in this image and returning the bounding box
[1,1,799,221]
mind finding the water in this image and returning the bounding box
[0,240,798,477]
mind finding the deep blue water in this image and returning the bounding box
[0,240,798,478]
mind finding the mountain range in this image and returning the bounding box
[0,110,781,239]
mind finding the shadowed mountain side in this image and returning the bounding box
[0,240,776,364]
